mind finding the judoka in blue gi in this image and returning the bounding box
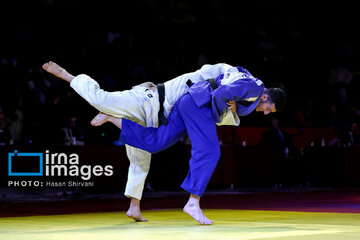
[91,66,286,225]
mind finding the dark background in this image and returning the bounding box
[0,0,360,192]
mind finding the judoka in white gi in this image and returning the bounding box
[42,61,245,223]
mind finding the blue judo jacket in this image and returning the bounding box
[188,66,265,123]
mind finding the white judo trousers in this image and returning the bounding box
[70,75,159,199]
[69,63,240,200]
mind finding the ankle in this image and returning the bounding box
[186,194,200,206]
[130,198,141,208]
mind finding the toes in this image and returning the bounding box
[203,219,211,225]
[199,214,213,225]
[195,216,209,225]
[198,219,205,225]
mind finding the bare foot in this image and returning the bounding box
[126,207,148,222]
[91,112,110,126]
[183,194,213,225]
[42,61,74,83]
[126,198,148,222]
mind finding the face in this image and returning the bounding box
[255,94,276,115]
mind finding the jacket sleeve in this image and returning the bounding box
[196,63,233,80]
[211,79,263,122]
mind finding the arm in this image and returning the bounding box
[211,79,264,122]
[196,63,233,80]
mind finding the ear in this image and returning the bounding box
[261,93,268,101]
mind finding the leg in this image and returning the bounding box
[125,145,151,222]
[91,110,186,154]
[91,116,152,222]
[70,74,149,121]
[92,118,152,221]
[178,94,221,225]
[91,112,185,153]
[119,100,187,154]
[43,61,154,122]
[42,61,74,83]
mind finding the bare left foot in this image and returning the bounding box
[91,112,110,126]
[126,207,148,222]
[126,198,148,222]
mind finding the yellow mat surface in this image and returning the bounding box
[1,209,360,240]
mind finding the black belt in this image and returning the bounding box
[157,78,217,126]
[207,78,218,90]
[157,83,168,126]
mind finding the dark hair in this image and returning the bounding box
[266,88,286,112]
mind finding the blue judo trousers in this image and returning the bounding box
[120,93,220,197]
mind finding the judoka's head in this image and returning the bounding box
[256,88,286,115]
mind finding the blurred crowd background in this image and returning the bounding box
[0,0,359,147]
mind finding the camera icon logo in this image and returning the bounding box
[8,150,43,176]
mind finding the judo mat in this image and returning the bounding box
[1,209,360,240]
[1,189,360,240]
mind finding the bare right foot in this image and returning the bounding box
[183,194,213,225]
[91,112,123,129]
[42,61,74,83]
